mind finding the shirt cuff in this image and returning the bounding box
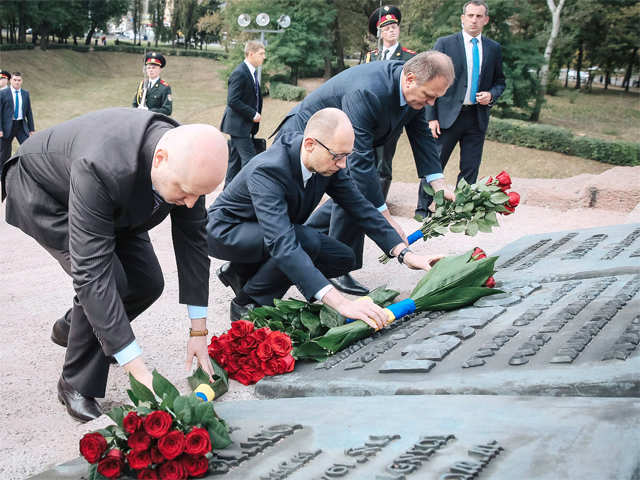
[113,341,142,366]
[425,173,444,183]
[314,284,333,302]
[187,305,208,319]
[377,203,388,212]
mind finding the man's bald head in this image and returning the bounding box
[151,124,228,207]
[302,108,354,176]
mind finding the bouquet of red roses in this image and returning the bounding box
[207,320,295,386]
[379,170,520,263]
[79,371,231,479]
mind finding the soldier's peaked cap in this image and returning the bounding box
[368,5,402,36]
[0,70,11,80]
[144,52,166,68]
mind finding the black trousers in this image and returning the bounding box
[224,136,257,187]
[416,106,486,213]
[46,232,164,398]
[0,120,29,172]
[208,221,355,306]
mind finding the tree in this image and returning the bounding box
[85,0,128,46]
[151,0,168,47]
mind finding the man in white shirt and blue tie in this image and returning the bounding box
[0,71,35,170]
[420,0,505,218]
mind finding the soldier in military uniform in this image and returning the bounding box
[0,70,10,90]
[132,52,172,116]
[365,6,430,218]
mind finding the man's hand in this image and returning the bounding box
[476,91,492,106]
[402,252,444,271]
[381,208,408,245]
[428,119,441,139]
[0,130,3,138]
[186,317,214,382]
[253,112,262,123]
[123,357,154,392]
[321,288,389,330]
[137,105,149,110]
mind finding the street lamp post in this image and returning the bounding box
[237,13,291,83]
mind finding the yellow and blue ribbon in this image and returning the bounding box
[346,297,416,324]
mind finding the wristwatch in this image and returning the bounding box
[397,247,412,265]
[189,328,208,337]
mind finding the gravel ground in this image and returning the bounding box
[1,166,638,479]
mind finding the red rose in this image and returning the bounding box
[248,350,262,369]
[256,341,274,361]
[265,355,296,375]
[158,430,185,460]
[128,430,152,453]
[232,366,264,385]
[229,320,254,338]
[150,445,164,464]
[224,354,242,374]
[97,449,124,479]
[485,176,494,185]
[266,331,292,357]
[158,459,186,480]
[484,276,496,288]
[471,247,487,261]
[127,449,151,470]
[181,454,209,477]
[207,335,220,357]
[251,327,271,343]
[79,432,107,464]
[184,427,212,456]
[123,411,143,434]
[495,170,511,191]
[501,191,520,215]
[144,410,173,439]
[137,469,158,480]
[235,335,258,355]
[262,360,277,376]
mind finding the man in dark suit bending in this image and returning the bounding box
[273,51,455,296]
[418,0,505,219]
[2,108,228,422]
[221,40,265,185]
[208,108,442,325]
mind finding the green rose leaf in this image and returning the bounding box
[126,389,139,407]
[152,370,180,407]
[293,341,330,361]
[106,406,126,429]
[463,202,475,212]
[449,221,467,233]
[484,211,498,225]
[477,219,493,233]
[273,298,307,313]
[128,374,156,405]
[434,189,445,206]
[300,310,322,337]
[208,418,232,449]
[490,191,509,203]
[422,182,435,196]
[319,305,344,328]
[465,221,479,236]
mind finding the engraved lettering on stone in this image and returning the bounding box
[382,434,454,477]
[515,233,578,270]
[499,239,551,268]
[318,435,400,479]
[440,441,503,480]
[259,450,322,480]
[562,233,608,259]
[601,227,640,260]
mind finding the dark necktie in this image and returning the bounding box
[470,38,480,104]
[383,49,390,60]
[253,70,260,109]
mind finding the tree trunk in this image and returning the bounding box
[622,47,637,93]
[323,56,332,79]
[575,44,583,89]
[85,25,95,45]
[18,1,26,44]
[540,0,566,89]
[604,71,610,90]
[333,7,345,72]
[564,63,569,88]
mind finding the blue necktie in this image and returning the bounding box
[253,70,260,109]
[470,38,479,104]
[14,90,19,119]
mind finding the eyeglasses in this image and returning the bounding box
[313,138,350,161]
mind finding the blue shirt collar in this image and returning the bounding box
[398,73,406,107]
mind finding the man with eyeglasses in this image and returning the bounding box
[270,51,455,296]
[207,108,443,324]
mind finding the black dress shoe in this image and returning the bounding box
[217,262,246,297]
[230,298,258,322]
[329,274,369,296]
[57,376,103,423]
[51,317,70,348]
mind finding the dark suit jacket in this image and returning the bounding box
[0,87,35,137]
[221,61,262,137]
[207,132,402,300]
[1,108,210,356]
[425,32,505,131]
[276,61,440,208]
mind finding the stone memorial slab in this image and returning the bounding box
[31,395,640,479]
[257,273,640,398]
[492,223,640,283]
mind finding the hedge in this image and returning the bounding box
[0,42,226,60]
[270,82,307,102]
[487,117,639,166]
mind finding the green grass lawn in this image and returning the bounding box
[1,48,627,182]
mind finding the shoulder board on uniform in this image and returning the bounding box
[160,79,169,86]
[401,47,416,54]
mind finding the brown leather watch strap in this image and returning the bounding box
[189,328,208,337]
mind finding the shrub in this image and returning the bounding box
[487,117,639,166]
[270,82,307,102]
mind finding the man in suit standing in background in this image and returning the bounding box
[0,72,35,170]
[221,40,265,186]
[2,107,228,422]
[0,70,10,171]
[418,0,505,218]
[208,108,442,324]
[272,52,454,296]
[132,52,173,116]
